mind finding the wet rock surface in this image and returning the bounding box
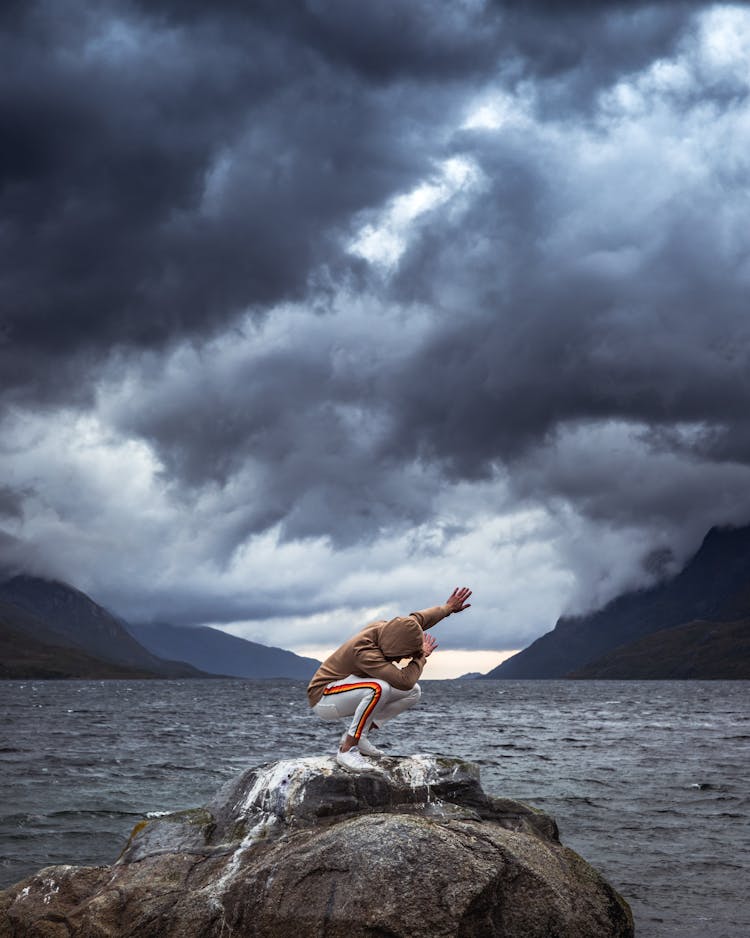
[0,754,634,937]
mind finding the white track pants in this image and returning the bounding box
[312,675,421,741]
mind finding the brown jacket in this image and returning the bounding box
[306,604,452,706]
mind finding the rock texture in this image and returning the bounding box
[0,755,634,938]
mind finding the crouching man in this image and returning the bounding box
[307,587,472,772]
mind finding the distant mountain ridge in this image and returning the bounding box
[485,525,750,680]
[126,622,320,680]
[0,576,203,679]
[0,575,319,681]
[0,600,182,680]
[568,617,750,680]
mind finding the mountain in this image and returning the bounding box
[0,575,205,679]
[485,524,750,679]
[0,601,175,679]
[0,574,319,681]
[126,622,320,680]
[568,618,750,679]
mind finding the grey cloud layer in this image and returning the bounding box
[2,0,472,399]
[1,1,706,394]
[3,0,750,641]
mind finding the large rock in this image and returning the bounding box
[0,754,633,938]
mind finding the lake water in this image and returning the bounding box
[1,679,748,936]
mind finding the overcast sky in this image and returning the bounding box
[3,0,750,677]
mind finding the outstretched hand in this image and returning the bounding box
[445,586,472,614]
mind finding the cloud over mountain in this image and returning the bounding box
[2,1,750,658]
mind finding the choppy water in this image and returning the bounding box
[1,679,748,937]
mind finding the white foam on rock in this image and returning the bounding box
[392,754,443,788]
[209,814,278,903]
[231,754,461,823]
[200,753,476,917]
[207,754,472,904]
[208,757,338,902]
[391,754,456,806]
[235,755,335,820]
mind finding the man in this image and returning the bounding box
[307,586,472,772]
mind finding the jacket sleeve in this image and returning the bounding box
[408,604,451,631]
[350,635,425,690]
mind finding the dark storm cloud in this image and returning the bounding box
[0,525,56,579]
[131,0,507,81]
[104,320,441,551]
[5,0,750,633]
[1,0,709,403]
[386,265,750,479]
[366,207,750,578]
[69,2,748,549]
[0,486,25,521]
[1,0,475,401]
[500,1,705,99]
[380,80,750,479]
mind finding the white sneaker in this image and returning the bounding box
[340,732,384,758]
[357,735,385,757]
[336,747,375,773]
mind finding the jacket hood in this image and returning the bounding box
[378,617,423,658]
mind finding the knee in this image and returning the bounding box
[313,700,340,721]
[409,682,421,702]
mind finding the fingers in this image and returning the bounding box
[422,633,439,657]
[448,586,472,611]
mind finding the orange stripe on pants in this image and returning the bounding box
[322,681,383,740]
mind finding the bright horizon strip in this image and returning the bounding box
[293,648,520,680]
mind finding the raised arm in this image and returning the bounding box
[409,586,473,630]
